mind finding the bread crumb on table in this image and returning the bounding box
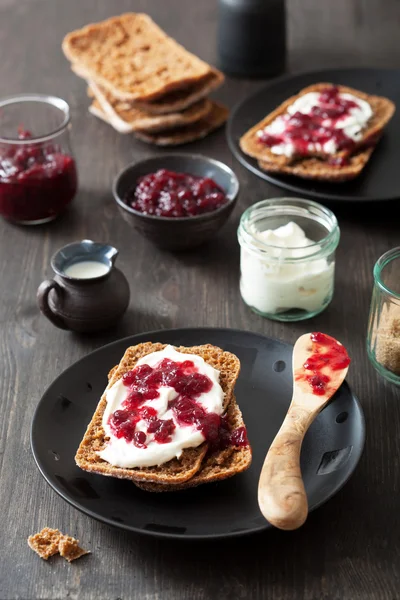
[59,534,89,562]
[27,527,62,560]
[27,527,89,562]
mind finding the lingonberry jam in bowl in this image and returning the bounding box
[126,169,228,218]
[113,154,239,251]
[0,94,78,225]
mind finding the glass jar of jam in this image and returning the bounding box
[0,94,78,225]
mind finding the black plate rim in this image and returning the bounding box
[30,327,366,540]
[227,66,400,202]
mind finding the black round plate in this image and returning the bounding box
[31,328,365,540]
[227,67,400,202]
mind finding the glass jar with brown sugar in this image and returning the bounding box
[367,247,400,386]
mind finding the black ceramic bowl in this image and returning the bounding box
[112,154,240,251]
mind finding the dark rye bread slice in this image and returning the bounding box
[104,368,252,492]
[87,82,212,133]
[134,396,252,492]
[62,13,213,101]
[89,100,229,145]
[239,83,395,167]
[73,63,224,114]
[258,144,376,182]
[75,343,240,484]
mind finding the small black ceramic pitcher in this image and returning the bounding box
[217,0,286,78]
[37,240,130,332]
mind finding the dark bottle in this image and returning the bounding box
[217,0,286,78]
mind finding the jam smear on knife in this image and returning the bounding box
[296,332,351,395]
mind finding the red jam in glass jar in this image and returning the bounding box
[0,94,78,225]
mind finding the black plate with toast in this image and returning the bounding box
[227,67,400,202]
[31,328,365,540]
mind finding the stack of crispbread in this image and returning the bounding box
[75,342,252,492]
[62,13,228,145]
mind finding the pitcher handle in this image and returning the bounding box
[37,280,69,330]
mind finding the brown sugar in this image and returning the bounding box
[375,304,400,376]
[28,527,89,562]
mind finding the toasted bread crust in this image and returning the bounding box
[88,82,212,133]
[239,83,395,167]
[75,343,241,484]
[62,13,214,101]
[133,395,252,492]
[258,145,376,182]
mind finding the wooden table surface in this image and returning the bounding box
[1,0,400,598]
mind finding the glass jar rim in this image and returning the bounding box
[373,246,400,300]
[0,93,70,144]
[238,197,340,261]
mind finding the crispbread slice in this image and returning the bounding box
[75,343,240,484]
[87,81,212,133]
[62,13,213,101]
[258,144,376,182]
[134,395,252,492]
[240,83,395,167]
[73,63,224,114]
[89,100,229,145]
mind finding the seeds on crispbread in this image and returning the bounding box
[62,13,213,101]
[75,343,241,485]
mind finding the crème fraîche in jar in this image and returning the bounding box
[237,198,340,321]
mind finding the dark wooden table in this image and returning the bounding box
[1,0,400,598]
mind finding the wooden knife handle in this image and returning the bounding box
[258,405,314,531]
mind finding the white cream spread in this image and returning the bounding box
[240,222,334,315]
[99,345,224,468]
[257,91,372,157]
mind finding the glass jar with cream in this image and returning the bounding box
[237,198,340,321]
